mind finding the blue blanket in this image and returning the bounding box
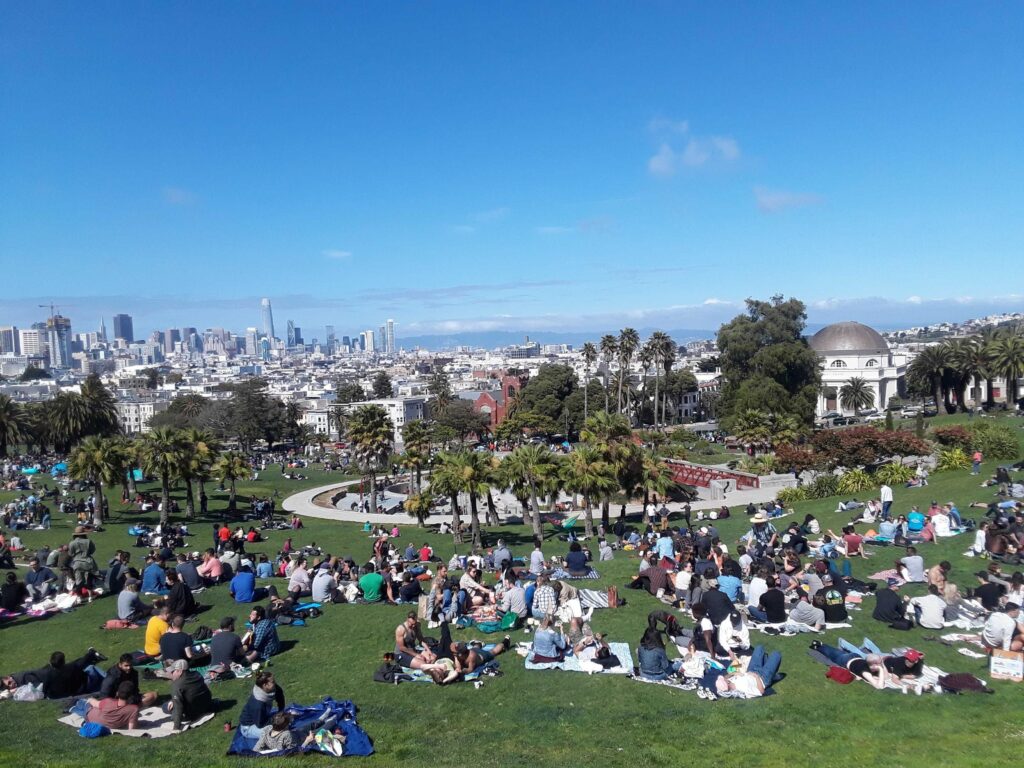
[226,697,373,757]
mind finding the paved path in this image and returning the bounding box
[283,478,784,526]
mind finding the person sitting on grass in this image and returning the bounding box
[982,603,1024,653]
[564,541,590,576]
[24,557,57,602]
[460,565,495,606]
[393,612,437,669]
[99,653,157,707]
[254,711,314,753]
[531,615,568,663]
[243,606,281,663]
[357,562,389,603]
[84,680,141,730]
[788,591,826,631]
[1,572,28,612]
[143,602,171,659]
[810,640,889,688]
[164,571,198,617]
[637,626,682,680]
[238,671,287,739]
[164,659,213,731]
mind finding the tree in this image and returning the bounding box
[47,391,88,452]
[907,345,949,413]
[561,445,617,538]
[68,435,118,522]
[335,382,366,404]
[430,452,465,545]
[347,404,395,514]
[427,371,453,417]
[716,295,821,430]
[958,337,991,411]
[371,371,394,399]
[180,428,221,518]
[435,400,490,443]
[990,329,1024,409]
[404,492,432,528]
[499,444,560,539]
[581,342,597,423]
[839,377,875,415]
[617,328,640,416]
[0,394,25,458]
[599,335,617,413]
[214,451,248,515]
[733,409,771,454]
[139,427,186,525]
[445,450,495,549]
[79,374,119,437]
[19,365,52,382]
[648,331,675,427]
[400,419,431,494]
[941,338,975,413]
[634,450,676,523]
[581,411,632,528]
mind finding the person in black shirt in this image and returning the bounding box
[873,579,907,623]
[974,571,1006,611]
[398,572,423,603]
[209,617,246,668]
[750,575,787,623]
[1,573,28,611]
[883,649,925,680]
[164,571,197,617]
[99,653,157,706]
[165,660,213,730]
[700,580,734,624]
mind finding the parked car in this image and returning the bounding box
[864,412,886,422]
[900,407,920,418]
[822,411,842,420]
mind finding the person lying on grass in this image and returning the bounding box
[2,648,107,699]
[700,645,782,700]
[810,641,889,688]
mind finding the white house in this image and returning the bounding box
[809,321,906,416]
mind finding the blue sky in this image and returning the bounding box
[1,2,1022,340]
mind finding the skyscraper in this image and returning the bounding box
[361,329,375,353]
[98,317,107,342]
[245,327,258,356]
[378,325,386,354]
[18,328,46,356]
[293,327,303,346]
[46,315,72,368]
[260,298,275,340]
[164,328,181,354]
[286,319,296,347]
[386,319,395,355]
[0,326,18,355]
[112,314,134,343]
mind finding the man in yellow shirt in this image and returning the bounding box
[144,602,171,657]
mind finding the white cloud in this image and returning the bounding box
[703,298,733,306]
[753,186,822,213]
[162,186,195,205]
[646,120,741,177]
[906,295,923,304]
[322,249,352,260]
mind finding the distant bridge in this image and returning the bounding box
[665,459,760,490]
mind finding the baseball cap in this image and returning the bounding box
[904,649,924,663]
[886,578,900,587]
[168,659,189,673]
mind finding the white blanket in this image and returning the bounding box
[59,707,216,738]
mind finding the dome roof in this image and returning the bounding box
[808,321,888,354]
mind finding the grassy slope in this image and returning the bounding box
[1,418,1023,768]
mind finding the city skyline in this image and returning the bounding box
[2,5,1021,337]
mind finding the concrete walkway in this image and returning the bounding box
[282,478,784,526]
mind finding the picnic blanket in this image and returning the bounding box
[577,589,612,609]
[226,697,373,757]
[549,568,600,580]
[59,705,216,738]
[524,642,632,674]
[751,620,853,636]
[869,569,904,585]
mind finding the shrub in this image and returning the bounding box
[837,468,873,495]
[932,426,972,450]
[777,486,808,504]
[810,427,931,470]
[875,461,914,485]
[772,443,821,474]
[806,473,839,499]
[936,447,971,472]
[739,456,775,475]
[967,422,1021,461]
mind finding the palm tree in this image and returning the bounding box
[430,452,465,544]
[79,373,119,436]
[561,445,617,538]
[839,377,875,415]
[108,435,140,500]
[175,393,209,421]
[733,410,771,454]
[907,345,949,412]
[617,328,640,417]
[638,341,655,426]
[581,411,632,528]
[959,337,991,411]
[943,337,976,413]
[990,329,1024,409]
[181,428,221,518]
[0,394,25,458]
[400,419,431,494]
[139,427,186,525]
[47,391,88,452]
[581,342,597,422]
[446,450,494,549]
[770,413,804,448]
[635,450,677,524]
[499,444,560,539]
[978,326,1003,407]
[214,451,248,516]
[68,435,118,522]
[347,404,395,514]
[599,335,617,413]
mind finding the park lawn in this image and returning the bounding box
[1,418,1024,767]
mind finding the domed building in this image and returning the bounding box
[808,321,907,416]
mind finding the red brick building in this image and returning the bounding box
[464,374,524,429]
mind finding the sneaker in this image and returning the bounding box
[809,640,822,651]
[89,648,109,662]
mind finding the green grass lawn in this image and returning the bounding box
[2,419,1024,767]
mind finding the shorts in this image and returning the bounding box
[476,650,494,664]
[394,650,416,667]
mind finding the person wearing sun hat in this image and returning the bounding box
[744,512,778,559]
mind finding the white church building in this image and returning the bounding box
[809,321,907,416]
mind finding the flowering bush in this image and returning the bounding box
[931,426,972,450]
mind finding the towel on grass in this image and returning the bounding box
[524,642,632,674]
[549,568,600,580]
[226,697,373,757]
[59,706,215,738]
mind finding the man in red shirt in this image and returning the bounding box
[85,680,140,730]
[841,525,866,559]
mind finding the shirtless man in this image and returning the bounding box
[393,612,437,669]
[450,635,512,675]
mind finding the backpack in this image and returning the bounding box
[826,665,855,684]
[938,673,992,694]
[192,625,213,642]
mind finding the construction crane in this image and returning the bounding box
[38,303,73,319]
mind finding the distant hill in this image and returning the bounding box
[395,328,716,351]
